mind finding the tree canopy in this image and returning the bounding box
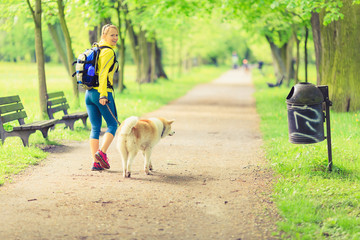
[1,0,359,111]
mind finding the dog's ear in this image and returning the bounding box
[168,119,175,124]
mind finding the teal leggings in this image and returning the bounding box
[85,89,118,139]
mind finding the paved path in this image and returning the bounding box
[0,69,279,240]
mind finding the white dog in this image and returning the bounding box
[117,116,175,178]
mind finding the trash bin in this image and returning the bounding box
[286,82,325,144]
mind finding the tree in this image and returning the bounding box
[221,0,360,111]
[47,21,69,74]
[123,3,162,84]
[57,0,79,105]
[218,0,298,85]
[123,4,141,83]
[0,14,36,62]
[124,0,208,83]
[115,0,127,92]
[26,0,48,119]
[311,0,360,111]
[284,0,360,111]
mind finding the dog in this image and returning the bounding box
[116,116,175,178]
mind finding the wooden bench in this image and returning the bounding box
[267,75,284,88]
[0,95,59,147]
[46,91,88,130]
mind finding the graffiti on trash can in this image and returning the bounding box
[289,104,323,143]
[293,105,322,130]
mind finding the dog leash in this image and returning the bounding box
[105,101,121,126]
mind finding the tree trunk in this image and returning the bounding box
[304,26,309,82]
[311,0,360,111]
[311,12,322,85]
[116,1,127,92]
[139,29,151,83]
[266,35,287,83]
[88,26,98,46]
[155,41,168,79]
[26,0,47,119]
[57,0,79,105]
[294,33,300,83]
[125,19,141,83]
[127,23,141,83]
[116,38,125,91]
[150,39,156,83]
[171,36,176,79]
[266,34,295,86]
[178,33,183,76]
[285,36,295,84]
[48,22,69,74]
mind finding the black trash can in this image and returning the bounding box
[286,82,325,144]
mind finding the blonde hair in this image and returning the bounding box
[101,24,118,37]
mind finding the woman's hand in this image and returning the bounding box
[99,97,108,106]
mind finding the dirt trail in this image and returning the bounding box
[0,69,279,240]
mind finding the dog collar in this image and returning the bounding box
[161,125,165,138]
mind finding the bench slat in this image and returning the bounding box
[0,95,21,105]
[47,91,64,99]
[48,98,67,107]
[1,111,27,124]
[50,104,70,114]
[13,119,58,130]
[0,102,24,115]
[62,112,88,119]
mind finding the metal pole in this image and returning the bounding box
[325,99,333,171]
[318,86,333,171]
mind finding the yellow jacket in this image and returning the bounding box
[94,40,117,98]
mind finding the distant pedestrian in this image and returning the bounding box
[242,58,249,71]
[232,51,239,69]
[258,61,264,75]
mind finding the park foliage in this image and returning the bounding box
[1,0,359,111]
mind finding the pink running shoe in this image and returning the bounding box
[95,150,110,169]
[92,162,104,171]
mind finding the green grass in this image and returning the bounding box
[0,62,227,185]
[253,66,360,239]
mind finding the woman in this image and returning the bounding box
[85,24,119,171]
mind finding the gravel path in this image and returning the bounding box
[0,69,279,240]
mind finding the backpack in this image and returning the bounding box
[72,43,118,90]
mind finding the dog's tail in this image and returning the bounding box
[120,116,138,135]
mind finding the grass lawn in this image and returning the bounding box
[0,62,227,185]
[253,66,360,239]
